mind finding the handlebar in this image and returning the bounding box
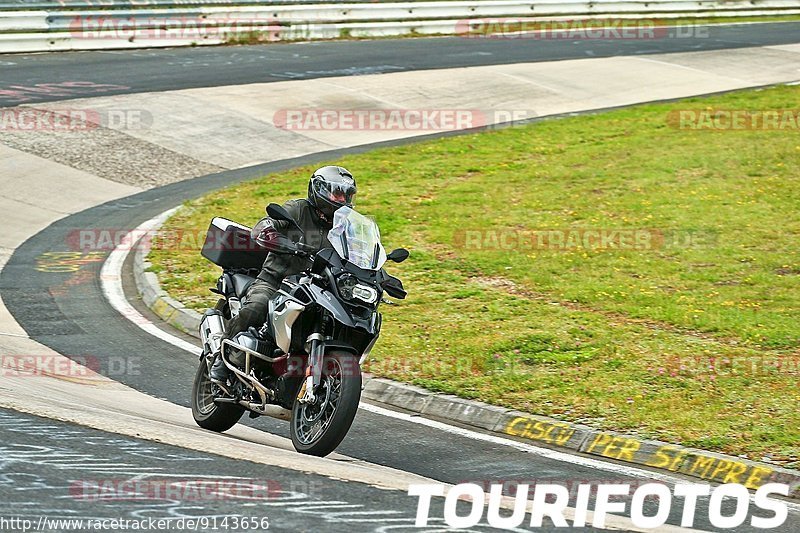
[254,232,315,257]
[296,242,316,254]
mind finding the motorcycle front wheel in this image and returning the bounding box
[290,351,361,456]
[191,359,244,432]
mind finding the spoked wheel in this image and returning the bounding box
[290,351,361,456]
[191,359,244,432]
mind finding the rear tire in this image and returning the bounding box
[191,359,244,432]
[290,352,361,457]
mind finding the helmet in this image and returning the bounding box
[307,166,357,220]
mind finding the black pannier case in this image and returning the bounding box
[201,217,269,270]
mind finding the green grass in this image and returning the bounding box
[150,85,800,466]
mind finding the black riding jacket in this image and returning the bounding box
[255,199,333,288]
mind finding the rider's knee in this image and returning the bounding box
[239,300,268,325]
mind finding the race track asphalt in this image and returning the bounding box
[1,21,800,107]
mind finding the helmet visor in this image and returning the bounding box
[314,179,356,207]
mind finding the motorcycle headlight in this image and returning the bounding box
[352,283,378,304]
[337,274,378,304]
[337,274,358,300]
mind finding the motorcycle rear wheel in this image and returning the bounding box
[290,351,361,456]
[191,359,244,432]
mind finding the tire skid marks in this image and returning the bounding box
[0,411,510,531]
[0,410,204,474]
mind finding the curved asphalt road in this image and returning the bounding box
[1,22,800,107]
[0,408,497,533]
[2,23,800,531]
[3,144,798,531]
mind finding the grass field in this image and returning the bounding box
[149,85,800,467]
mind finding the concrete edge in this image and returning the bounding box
[366,382,800,499]
[131,226,800,499]
[133,242,204,336]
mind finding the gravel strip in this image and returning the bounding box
[0,109,224,189]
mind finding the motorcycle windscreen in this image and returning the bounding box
[328,207,387,270]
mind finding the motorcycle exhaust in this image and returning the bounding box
[200,309,225,355]
[244,403,292,421]
[213,398,292,421]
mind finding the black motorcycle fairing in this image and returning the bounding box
[270,277,370,353]
[306,283,356,328]
[280,268,377,334]
[342,312,380,354]
[345,303,379,335]
[276,273,379,353]
[313,247,406,300]
[312,249,378,297]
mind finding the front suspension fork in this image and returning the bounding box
[298,333,325,404]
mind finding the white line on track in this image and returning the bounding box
[0,332,28,338]
[360,402,683,483]
[101,208,800,515]
[100,207,200,357]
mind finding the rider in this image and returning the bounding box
[209,165,357,385]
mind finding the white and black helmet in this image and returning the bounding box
[307,166,357,220]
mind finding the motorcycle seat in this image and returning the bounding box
[231,273,256,298]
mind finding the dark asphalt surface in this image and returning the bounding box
[1,25,799,531]
[1,22,800,107]
[0,408,517,532]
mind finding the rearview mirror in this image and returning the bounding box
[387,248,409,263]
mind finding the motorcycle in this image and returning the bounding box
[191,203,408,456]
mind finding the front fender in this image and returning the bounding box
[318,341,362,379]
[318,340,360,357]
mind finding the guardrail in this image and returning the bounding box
[1,0,799,53]
[0,0,406,9]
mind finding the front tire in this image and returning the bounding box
[191,359,244,432]
[290,352,361,456]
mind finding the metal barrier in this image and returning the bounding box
[1,0,799,53]
[0,0,399,9]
